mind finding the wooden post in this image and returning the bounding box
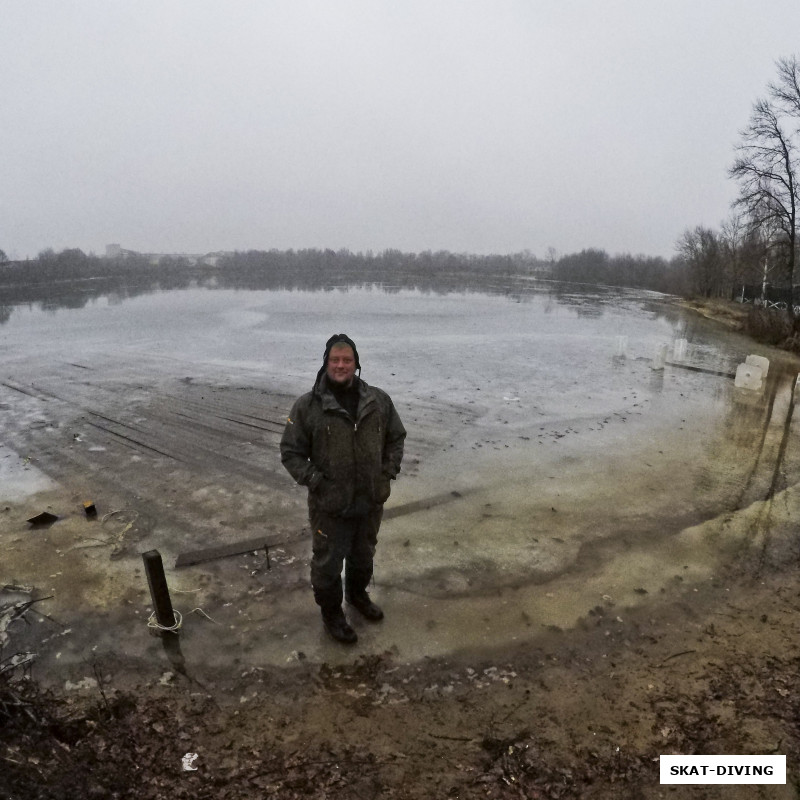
[142,549,176,632]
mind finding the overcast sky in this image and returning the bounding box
[2,1,800,261]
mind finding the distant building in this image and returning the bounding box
[103,245,233,265]
[104,243,140,260]
[199,252,231,267]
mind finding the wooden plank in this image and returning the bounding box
[383,490,464,520]
[665,361,736,379]
[175,536,273,568]
[177,490,468,566]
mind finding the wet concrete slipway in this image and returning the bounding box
[2,283,800,692]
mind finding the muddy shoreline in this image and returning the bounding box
[5,556,800,798]
[677,297,751,331]
[3,291,800,798]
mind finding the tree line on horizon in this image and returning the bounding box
[0,243,687,300]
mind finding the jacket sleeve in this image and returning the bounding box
[280,396,324,490]
[382,398,406,479]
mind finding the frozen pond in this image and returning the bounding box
[0,282,748,457]
[0,282,792,678]
[0,282,736,389]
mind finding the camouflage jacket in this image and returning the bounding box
[280,375,406,516]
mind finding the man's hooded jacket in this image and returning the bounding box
[280,372,406,517]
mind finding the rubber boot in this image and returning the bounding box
[345,591,384,621]
[321,606,357,644]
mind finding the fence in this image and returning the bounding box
[735,284,800,314]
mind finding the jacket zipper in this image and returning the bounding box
[351,417,357,507]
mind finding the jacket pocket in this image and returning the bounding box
[312,528,330,558]
[312,477,348,514]
[373,474,392,505]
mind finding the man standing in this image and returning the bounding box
[280,334,406,644]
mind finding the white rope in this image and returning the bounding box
[145,606,221,630]
[189,607,220,624]
[147,609,183,632]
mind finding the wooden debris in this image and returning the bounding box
[175,536,275,568]
[26,512,57,527]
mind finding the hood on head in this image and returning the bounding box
[314,333,360,391]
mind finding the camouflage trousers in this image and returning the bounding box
[308,506,383,613]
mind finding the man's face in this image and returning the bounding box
[326,344,356,387]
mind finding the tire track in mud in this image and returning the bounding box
[89,403,289,490]
[1,377,291,490]
[82,417,183,460]
[2,369,484,532]
[1,380,52,401]
[133,386,298,488]
[3,436,260,560]
[153,392,287,437]
[0,377,304,556]
[3,373,469,492]
[157,382,475,481]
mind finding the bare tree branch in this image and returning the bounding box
[770,55,800,119]
[729,87,799,317]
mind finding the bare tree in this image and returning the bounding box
[721,213,767,291]
[730,62,799,320]
[769,55,800,118]
[677,226,724,298]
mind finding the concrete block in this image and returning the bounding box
[735,362,764,391]
[745,354,769,378]
[651,343,668,370]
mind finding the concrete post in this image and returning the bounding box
[652,343,668,370]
